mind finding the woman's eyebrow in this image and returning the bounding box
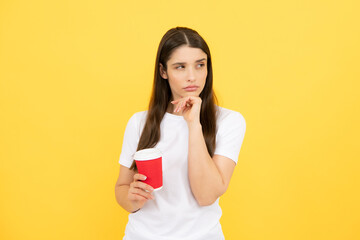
[171,58,207,66]
[195,58,207,62]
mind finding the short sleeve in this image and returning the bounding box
[214,111,246,164]
[118,113,141,168]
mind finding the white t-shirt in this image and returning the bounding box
[119,106,246,240]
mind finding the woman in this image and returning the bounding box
[115,27,246,240]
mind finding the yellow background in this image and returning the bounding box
[1,0,359,239]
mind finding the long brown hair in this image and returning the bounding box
[130,27,218,170]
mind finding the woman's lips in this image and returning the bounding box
[183,86,199,92]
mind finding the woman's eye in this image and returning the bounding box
[198,63,205,68]
[176,65,184,69]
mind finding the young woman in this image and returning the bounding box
[115,27,246,240]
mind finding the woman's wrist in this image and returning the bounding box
[187,121,202,130]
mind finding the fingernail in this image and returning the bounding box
[143,176,147,180]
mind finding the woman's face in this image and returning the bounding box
[160,45,208,101]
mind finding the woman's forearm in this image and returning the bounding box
[187,122,226,206]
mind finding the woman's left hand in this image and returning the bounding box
[171,96,202,125]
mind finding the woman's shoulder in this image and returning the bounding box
[216,105,246,127]
[131,110,148,119]
[126,110,148,126]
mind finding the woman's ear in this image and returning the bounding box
[159,63,168,79]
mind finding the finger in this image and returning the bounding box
[181,100,187,110]
[172,96,188,105]
[133,193,153,201]
[171,99,181,104]
[187,97,197,105]
[134,173,147,181]
[129,192,152,202]
[178,102,184,112]
[180,99,190,111]
[128,192,147,201]
[174,102,180,112]
[129,187,151,197]
[187,96,199,103]
[186,98,201,109]
[129,188,155,200]
[175,101,183,112]
[131,181,154,192]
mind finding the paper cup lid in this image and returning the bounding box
[134,148,162,161]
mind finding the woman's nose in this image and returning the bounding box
[187,67,196,82]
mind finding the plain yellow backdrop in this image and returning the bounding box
[1,0,359,239]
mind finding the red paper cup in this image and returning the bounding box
[134,148,163,191]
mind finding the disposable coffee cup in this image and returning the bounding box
[134,148,163,191]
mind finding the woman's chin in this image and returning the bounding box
[174,92,200,100]
[183,91,200,97]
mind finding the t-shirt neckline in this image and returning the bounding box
[164,112,186,121]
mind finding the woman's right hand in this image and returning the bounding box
[128,173,155,211]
